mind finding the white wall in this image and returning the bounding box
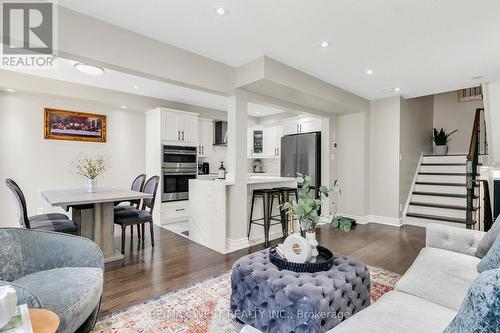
[336,112,369,217]
[433,91,483,154]
[399,96,434,216]
[483,81,500,166]
[369,97,401,220]
[0,92,146,227]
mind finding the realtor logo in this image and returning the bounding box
[1,0,57,68]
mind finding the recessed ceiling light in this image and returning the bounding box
[5,88,15,92]
[365,69,374,76]
[74,63,105,76]
[133,85,139,90]
[394,87,401,92]
[121,105,127,109]
[256,111,261,115]
[214,6,229,16]
[319,41,331,48]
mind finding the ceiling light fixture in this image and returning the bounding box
[365,68,374,76]
[319,40,331,48]
[121,105,127,109]
[214,6,229,16]
[393,87,401,92]
[5,88,15,92]
[256,111,261,115]
[133,85,139,90]
[74,63,105,76]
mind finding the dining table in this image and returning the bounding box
[40,187,153,262]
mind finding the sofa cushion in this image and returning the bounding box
[395,247,480,310]
[14,267,103,333]
[443,268,500,333]
[330,291,456,333]
[477,231,500,273]
[476,215,500,258]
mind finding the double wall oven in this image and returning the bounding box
[162,145,197,202]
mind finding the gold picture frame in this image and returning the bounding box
[44,108,107,143]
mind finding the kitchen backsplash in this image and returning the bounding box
[247,158,280,174]
[198,145,227,174]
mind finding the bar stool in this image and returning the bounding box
[274,187,299,235]
[248,188,285,247]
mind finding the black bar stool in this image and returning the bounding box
[248,188,285,247]
[274,187,299,235]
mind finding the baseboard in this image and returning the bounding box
[225,237,250,253]
[337,213,402,227]
[337,213,369,224]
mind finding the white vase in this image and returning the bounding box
[305,230,319,263]
[433,145,448,156]
[85,178,97,193]
[0,287,17,329]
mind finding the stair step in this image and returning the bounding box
[409,202,478,211]
[406,213,474,225]
[420,163,466,166]
[415,182,466,187]
[412,191,478,199]
[418,172,466,176]
[422,154,468,157]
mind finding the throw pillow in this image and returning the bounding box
[475,215,500,258]
[444,268,500,333]
[477,231,500,273]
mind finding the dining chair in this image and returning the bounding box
[113,175,160,255]
[114,174,147,238]
[5,178,78,234]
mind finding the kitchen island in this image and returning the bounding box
[189,176,296,253]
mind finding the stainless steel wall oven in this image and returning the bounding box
[162,145,197,202]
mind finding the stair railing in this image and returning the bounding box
[466,108,492,230]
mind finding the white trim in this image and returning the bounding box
[404,218,428,228]
[402,152,424,225]
[225,237,250,253]
[367,215,402,227]
[337,213,369,224]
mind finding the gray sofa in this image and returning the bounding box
[242,223,486,333]
[0,228,104,333]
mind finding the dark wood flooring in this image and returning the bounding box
[101,223,425,317]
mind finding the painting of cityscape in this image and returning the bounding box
[44,108,106,142]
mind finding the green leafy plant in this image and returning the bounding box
[432,128,458,146]
[74,155,108,179]
[281,173,352,233]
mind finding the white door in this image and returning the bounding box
[275,126,283,157]
[247,128,254,157]
[162,113,181,141]
[263,126,278,157]
[199,119,213,156]
[181,116,198,144]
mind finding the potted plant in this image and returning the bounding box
[281,174,351,262]
[74,155,108,193]
[432,128,458,156]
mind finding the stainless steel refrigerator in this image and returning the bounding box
[280,132,321,189]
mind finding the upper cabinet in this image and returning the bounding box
[161,109,199,145]
[283,117,322,135]
[198,118,214,157]
[248,125,283,158]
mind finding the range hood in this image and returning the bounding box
[214,121,228,145]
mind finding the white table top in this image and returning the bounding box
[41,188,153,207]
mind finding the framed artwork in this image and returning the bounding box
[44,108,107,142]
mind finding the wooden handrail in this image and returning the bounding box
[467,108,483,160]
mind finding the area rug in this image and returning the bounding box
[93,266,401,333]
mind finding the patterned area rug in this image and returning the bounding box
[93,266,401,333]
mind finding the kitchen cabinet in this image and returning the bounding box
[161,109,198,145]
[248,125,283,158]
[198,118,214,157]
[283,117,322,135]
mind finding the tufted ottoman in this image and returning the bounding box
[230,249,371,333]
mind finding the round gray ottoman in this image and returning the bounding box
[230,249,371,333]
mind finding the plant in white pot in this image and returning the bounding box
[74,155,108,193]
[432,128,457,156]
[281,174,352,263]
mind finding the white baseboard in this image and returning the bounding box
[337,213,369,224]
[337,213,402,227]
[225,237,250,253]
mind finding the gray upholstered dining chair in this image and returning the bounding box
[5,178,77,234]
[114,175,159,254]
[114,174,147,238]
[0,228,104,333]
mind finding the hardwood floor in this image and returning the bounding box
[101,222,425,317]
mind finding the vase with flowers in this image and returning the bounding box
[74,155,108,193]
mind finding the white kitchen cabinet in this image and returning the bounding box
[161,109,199,145]
[248,125,283,158]
[283,117,322,135]
[198,118,214,157]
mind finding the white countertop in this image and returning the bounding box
[191,176,296,186]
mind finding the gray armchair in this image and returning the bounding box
[0,228,104,333]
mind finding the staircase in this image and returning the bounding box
[405,154,478,228]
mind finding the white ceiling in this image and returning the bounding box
[3,57,228,111]
[59,0,500,100]
[248,103,287,117]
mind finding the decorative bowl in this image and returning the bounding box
[269,245,334,273]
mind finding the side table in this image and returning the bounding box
[28,309,59,333]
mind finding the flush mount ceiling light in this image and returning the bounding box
[365,68,374,76]
[214,6,229,16]
[319,40,331,48]
[74,63,105,76]
[133,85,139,90]
[393,87,401,92]
[121,105,127,109]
